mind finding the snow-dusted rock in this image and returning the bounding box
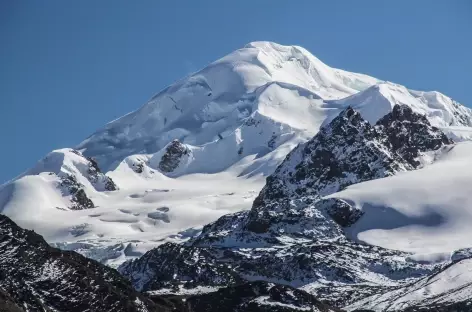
[177,281,339,312]
[347,259,472,311]
[158,140,190,173]
[376,104,453,167]
[0,214,164,312]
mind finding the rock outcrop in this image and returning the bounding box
[158,140,190,173]
[0,214,168,312]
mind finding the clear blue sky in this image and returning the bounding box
[1,1,471,183]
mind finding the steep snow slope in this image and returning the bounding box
[76,41,381,172]
[75,41,472,179]
[1,41,471,269]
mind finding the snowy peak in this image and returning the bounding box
[245,41,380,97]
[74,41,471,176]
[25,148,117,192]
[16,148,117,210]
[75,42,383,172]
[254,106,404,206]
[332,81,472,128]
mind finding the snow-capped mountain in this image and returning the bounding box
[2,41,472,310]
[118,106,472,311]
[2,41,471,269]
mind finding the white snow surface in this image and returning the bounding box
[328,142,472,258]
[1,41,472,267]
[0,167,262,267]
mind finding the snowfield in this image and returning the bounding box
[329,142,472,258]
[0,166,262,267]
[1,40,472,272]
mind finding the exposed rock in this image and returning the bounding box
[66,149,118,192]
[268,133,277,149]
[0,289,25,312]
[319,198,363,228]
[71,188,94,210]
[182,281,341,312]
[375,105,453,167]
[451,248,472,263]
[59,174,95,210]
[158,140,189,173]
[119,242,243,292]
[0,214,170,312]
[86,155,118,191]
[133,162,145,173]
[253,107,410,209]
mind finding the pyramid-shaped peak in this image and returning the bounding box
[322,106,373,136]
[376,104,430,127]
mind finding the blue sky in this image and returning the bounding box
[1,1,471,183]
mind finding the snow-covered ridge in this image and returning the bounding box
[23,148,117,193]
[75,41,471,176]
[330,82,472,127]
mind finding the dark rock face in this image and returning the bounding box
[118,106,455,311]
[132,161,145,173]
[254,105,450,209]
[0,289,25,312]
[118,242,243,292]
[252,107,405,212]
[320,198,363,227]
[182,281,340,312]
[376,105,453,167]
[86,155,118,191]
[69,149,118,191]
[0,214,168,312]
[59,174,95,210]
[121,237,432,307]
[71,188,94,210]
[158,140,189,173]
[55,150,119,210]
[451,248,472,263]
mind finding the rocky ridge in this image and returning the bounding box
[0,214,340,312]
[0,214,166,312]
